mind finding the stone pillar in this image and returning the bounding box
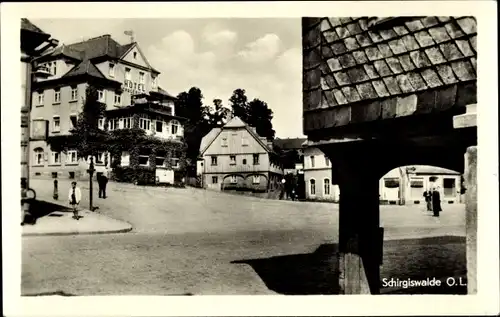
[453,103,477,295]
[464,146,477,294]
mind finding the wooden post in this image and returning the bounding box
[464,146,477,294]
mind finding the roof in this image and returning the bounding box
[21,18,48,35]
[62,59,107,79]
[314,16,477,108]
[199,116,274,155]
[66,34,123,60]
[410,165,460,175]
[40,44,85,61]
[274,137,308,150]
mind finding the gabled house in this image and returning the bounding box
[29,34,186,181]
[197,116,284,192]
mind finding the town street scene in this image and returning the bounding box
[20,16,477,296]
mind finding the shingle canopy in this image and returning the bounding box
[312,16,477,109]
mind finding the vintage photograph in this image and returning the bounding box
[18,14,478,298]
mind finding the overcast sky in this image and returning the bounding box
[32,18,304,138]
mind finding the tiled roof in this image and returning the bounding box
[273,137,307,150]
[41,44,85,61]
[21,18,47,34]
[310,16,477,108]
[66,35,123,60]
[62,59,106,79]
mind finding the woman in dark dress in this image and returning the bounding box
[432,187,442,217]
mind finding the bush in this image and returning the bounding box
[112,166,155,185]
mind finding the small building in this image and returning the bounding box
[380,165,462,205]
[198,116,284,192]
[303,145,340,202]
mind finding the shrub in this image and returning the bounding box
[112,166,155,185]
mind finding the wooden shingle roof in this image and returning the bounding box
[306,16,477,109]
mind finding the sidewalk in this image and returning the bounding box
[22,206,133,237]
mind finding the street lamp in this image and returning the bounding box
[87,156,96,211]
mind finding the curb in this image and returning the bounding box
[22,225,133,237]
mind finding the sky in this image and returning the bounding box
[31,18,304,138]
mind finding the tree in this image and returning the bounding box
[208,98,230,127]
[247,98,275,140]
[229,88,249,122]
[175,87,212,177]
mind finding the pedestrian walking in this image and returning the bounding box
[98,169,109,199]
[68,181,82,220]
[432,186,442,217]
[423,190,433,212]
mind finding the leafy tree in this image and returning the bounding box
[175,87,212,176]
[208,98,230,127]
[247,98,275,140]
[229,88,249,122]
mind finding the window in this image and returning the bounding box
[67,150,78,164]
[324,155,330,167]
[324,179,331,195]
[95,152,105,164]
[155,156,165,167]
[156,120,163,132]
[70,87,78,101]
[33,148,44,165]
[212,176,218,184]
[114,93,121,105]
[253,154,259,165]
[443,178,457,197]
[242,159,247,165]
[230,155,236,165]
[171,120,179,134]
[139,117,151,130]
[211,156,217,166]
[139,72,145,84]
[123,117,132,129]
[98,118,105,130]
[125,68,131,81]
[230,175,237,184]
[51,151,61,164]
[171,158,179,168]
[109,63,115,77]
[384,178,400,188]
[242,137,248,146]
[54,89,61,103]
[108,118,120,131]
[37,91,44,105]
[221,137,228,147]
[410,177,425,199]
[253,175,260,184]
[133,52,137,59]
[138,156,149,166]
[310,179,316,196]
[52,116,60,132]
[310,156,315,168]
[152,76,158,88]
[49,61,56,75]
[98,90,105,102]
[69,115,78,129]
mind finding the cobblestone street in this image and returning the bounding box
[22,179,466,295]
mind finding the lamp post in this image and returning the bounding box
[87,156,96,211]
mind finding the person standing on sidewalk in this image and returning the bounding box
[68,181,82,220]
[423,189,433,212]
[432,186,442,217]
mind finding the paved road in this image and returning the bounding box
[22,178,466,295]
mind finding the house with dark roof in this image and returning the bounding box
[29,33,186,181]
[197,116,284,192]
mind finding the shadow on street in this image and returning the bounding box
[232,236,466,295]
